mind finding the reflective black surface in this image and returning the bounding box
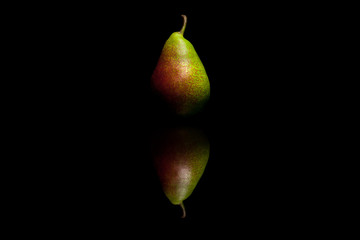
[21,2,328,235]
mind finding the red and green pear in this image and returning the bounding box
[151,15,210,116]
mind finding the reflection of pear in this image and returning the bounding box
[151,127,210,218]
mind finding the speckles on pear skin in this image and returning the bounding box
[151,31,210,116]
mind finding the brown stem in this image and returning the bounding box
[180,202,186,218]
[179,15,187,36]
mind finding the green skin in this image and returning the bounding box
[152,127,210,218]
[151,15,210,116]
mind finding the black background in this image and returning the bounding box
[14,2,335,235]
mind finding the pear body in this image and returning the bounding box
[152,127,210,206]
[151,18,210,116]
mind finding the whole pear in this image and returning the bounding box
[151,127,210,218]
[151,15,210,116]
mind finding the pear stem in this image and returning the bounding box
[180,202,186,218]
[179,15,187,36]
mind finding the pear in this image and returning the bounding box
[151,15,210,116]
[151,127,210,218]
